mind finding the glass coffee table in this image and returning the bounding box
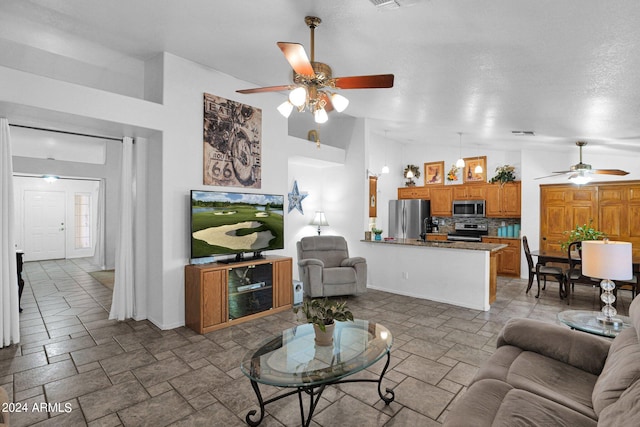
[240,319,394,427]
[557,310,632,338]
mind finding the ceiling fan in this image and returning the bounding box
[535,141,629,184]
[236,16,394,125]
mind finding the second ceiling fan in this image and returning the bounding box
[536,141,629,184]
[236,16,394,124]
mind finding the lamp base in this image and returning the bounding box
[596,315,624,327]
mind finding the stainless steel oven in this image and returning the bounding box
[452,200,485,218]
[447,222,488,242]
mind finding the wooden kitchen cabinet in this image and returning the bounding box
[185,256,293,334]
[426,234,448,241]
[483,237,521,277]
[430,187,453,216]
[485,182,521,218]
[398,186,430,199]
[539,185,597,252]
[597,183,640,259]
[452,184,486,200]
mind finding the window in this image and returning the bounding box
[74,193,92,249]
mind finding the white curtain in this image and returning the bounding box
[91,179,106,270]
[0,118,20,346]
[110,137,135,321]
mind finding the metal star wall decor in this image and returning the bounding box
[287,180,308,214]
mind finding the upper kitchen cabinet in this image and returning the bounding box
[430,187,453,216]
[452,185,486,200]
[485,182,521,218]
[398,186,430,200]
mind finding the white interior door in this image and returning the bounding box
[24,190,66,261]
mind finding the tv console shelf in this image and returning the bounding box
[185,255,293,334]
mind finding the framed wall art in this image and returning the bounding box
[424,161,445,185]
[462,156,487,183]
[203,93,262,188]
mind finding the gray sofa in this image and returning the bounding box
[296,236,367,298]
[444,296,640,426]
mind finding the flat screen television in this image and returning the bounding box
[190,190,284,262]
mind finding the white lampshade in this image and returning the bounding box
[582,240,633,280]
[289,87,307,107]
[455,158,465,168]
[310,211,329,227]
[277,101,294,118]
[314,107,328,124]
[474,164,483,174]
[406,170,414,179]
[381,165,390,174]
[331,93,349,112]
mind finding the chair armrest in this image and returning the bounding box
[341,257,366,267]
[298,258,324,267]
[497,318,611,375]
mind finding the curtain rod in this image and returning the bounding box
[9,123,123,142]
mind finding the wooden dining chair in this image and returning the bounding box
[564,240,601,304]
[522,236,566,299]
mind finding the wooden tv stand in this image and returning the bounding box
[184,255,293,334]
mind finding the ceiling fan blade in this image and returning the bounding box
[550,170,572,174]
[333,74,395,89]
[591,169,629,176]
[534,172,570,180]
[236,85,292,94]
[277,42,315,77]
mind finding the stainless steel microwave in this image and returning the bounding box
[452,200,486,217]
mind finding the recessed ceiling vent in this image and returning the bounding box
[512,131,536,136]
[369,0,401,9]
[369,0,423,10]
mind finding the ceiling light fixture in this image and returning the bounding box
[381,130,390,174]
[456,132,465,168]
[568,171,592,185]
[237,15,394,143]
[474,142,483,174]
[42,175,59,183]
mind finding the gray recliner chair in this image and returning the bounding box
[296,236,367,298]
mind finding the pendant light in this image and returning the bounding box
[456,132,465,168]
[381,130,390,174]
[474,142,483,174]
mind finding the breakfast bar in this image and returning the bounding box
[360,238,507,311]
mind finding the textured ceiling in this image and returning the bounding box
[1,0,640,154]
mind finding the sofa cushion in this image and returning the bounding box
[592,327,640,416]
[323,267,357,285]
[475,345,598,419]
[443,379,597,427]
[597,378,640,427]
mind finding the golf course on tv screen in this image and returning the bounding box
[190,191,284,259]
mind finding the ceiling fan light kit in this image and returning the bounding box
[237,16,394,145]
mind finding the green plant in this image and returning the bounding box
[294,298,354,331]
[560,220,606,250]
[404,164,421,186]
[489,164,516,185]
[372,228,383,235]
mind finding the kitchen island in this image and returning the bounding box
[359,238,507,311]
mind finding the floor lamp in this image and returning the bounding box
[582,239,633,326]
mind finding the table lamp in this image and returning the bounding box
[581,239,633,326]
[310,211,329,235]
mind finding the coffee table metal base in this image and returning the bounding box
[245,351,394,427]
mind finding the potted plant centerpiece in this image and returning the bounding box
[295,298,354,346]
[489,164,516,186]
[372,228,383,241]
[560,220,606,251]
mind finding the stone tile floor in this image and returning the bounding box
[0,258,633,426]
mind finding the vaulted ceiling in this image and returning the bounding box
[1,0,640,154]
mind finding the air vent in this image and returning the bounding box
[512,131,535,136]
[369,0,401,10]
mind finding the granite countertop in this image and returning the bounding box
[423,233,521,241]
[361,238,507,252]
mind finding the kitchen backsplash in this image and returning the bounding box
[433,217,521,237]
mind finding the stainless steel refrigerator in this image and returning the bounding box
[388,199,431,239]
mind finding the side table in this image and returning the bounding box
[557,310,631,338]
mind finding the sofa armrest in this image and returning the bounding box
[298,258,324,268]
[497,318,611,375]
[341,257,366,267]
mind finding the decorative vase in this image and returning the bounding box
[374,233,382,241]
[313,322,335,346]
